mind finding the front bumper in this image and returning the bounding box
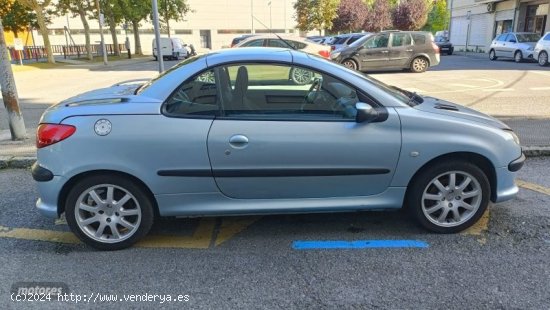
[493,153,525,203]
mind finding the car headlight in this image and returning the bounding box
[504,130,520,145]
[527,46,534,51]
[331,52,341,59]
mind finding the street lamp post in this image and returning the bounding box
[95,0,108,65]
[268,1,272,29]
[152,0,164,73]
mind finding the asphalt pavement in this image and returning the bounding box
[1,157,550,309]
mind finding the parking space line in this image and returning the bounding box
[529,87,550,91]
[450,83,477,88]
[481,88,514,92]
[215,216,261,246]
[0,225,80,244]
[292,240,429,250]
[517,180,550,196]
[137,218,216,249]
[462,209,490,236]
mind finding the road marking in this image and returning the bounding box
[450,83,477,88]
[481,88,514,92]
[0,217,260,248]
[517,180,550,196]
[462,209,490,236]
[531,71,550,77]
[529,87,550,91]
[292,240,429,250]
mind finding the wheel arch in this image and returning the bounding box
[57,169,160,217]
[342,57,361,71]
[408,54,431,67]
[405,152,497,203]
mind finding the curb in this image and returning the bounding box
[1,147,549,170]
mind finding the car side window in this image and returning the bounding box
[544,33,550,41]
[268,39,306,49]
[215,63,362,121]
[412,34,426,45]
[364,34,389,49]
[506,34,516,42]
[348,35,363,45]
[164,70,221,117]
[243,39,264,47]
[391,33,412,47]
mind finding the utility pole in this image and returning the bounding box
[95,0,108,65]
[0,18,27,140]
[152,0,164,73]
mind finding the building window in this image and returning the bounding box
[495,20,513,36]
[217,29,251,34]
[175,29,193,35]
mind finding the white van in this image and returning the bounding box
[152,37,188,60]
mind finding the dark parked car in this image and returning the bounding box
[330,33,368,51]
[434,35,453,55]
[331,31,440,73]
[231,34,256,47]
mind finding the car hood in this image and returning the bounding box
[414,97,510,130]
[518,42,536,49]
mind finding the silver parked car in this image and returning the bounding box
[533,32,550,66]
[488,32,541,62]
[33,48,524,250]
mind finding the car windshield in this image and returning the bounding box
[434,36,447,42]
[348,33,373,48]
[516,33,540,42]
[135,55,205,94]
[332,36,351,44]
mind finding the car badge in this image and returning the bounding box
[94,119,112,136]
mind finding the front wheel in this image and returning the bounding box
[407,161,490,233]
[489,49,497,61]
[538,51,549,66]
[65,174,154,250]
[514,51,523,63]
[341,59,358,71]
[410,57,429,73]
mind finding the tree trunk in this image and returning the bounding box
[34,7,55,64]
[0,19,27,140]
[132,20,142,55]
[166,18,171,38]
[13,32,18,38]
[108,14,120,56]
[77,4,93,60]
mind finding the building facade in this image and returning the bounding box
[449,0,550,52]
[29,0,298,54]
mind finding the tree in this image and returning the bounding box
[1,0,27,140]
[332,0,367,33]
[1,2,36,38]
[17,0,55,63]
[100,0,124,56]
[392,0,430,31]
[157,0,190,38]
[117,0,150,55]
[294,0,340,35]
[423,0,449,32]
[363,0,392,32]
[57,0,94,60]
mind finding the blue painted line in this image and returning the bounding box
[292,240,429,250]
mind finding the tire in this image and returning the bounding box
[447,49,453,56]
[489,49,497,61]
[538,51,549,66]
[514,51,523,63]
[406,160,490,233]
[289,67,314,85]
[410,57,429,73]
[153,56,158,61]
[341,58,358,71]
[65,174,154,250]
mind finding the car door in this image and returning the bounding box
[503,34,517,57]
[356,33,390,69]
[388,33,414,68]
[206,63,402,199]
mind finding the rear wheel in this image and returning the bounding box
[489,49,497,61]
[538,51,549,66]
[407,161,490,233]
[514,51,523,63]
[410,57,429,73]
[341,58,358,71]
[65,174,154,250]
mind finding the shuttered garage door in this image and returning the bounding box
[450,17,468,46]
[469,14,492,47]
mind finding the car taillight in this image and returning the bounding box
[36,124,76,148]
[331,45,336,51]
[432,42,440,54]
[318,50,330,58]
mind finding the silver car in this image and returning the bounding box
[533,32,550,66]
[33,48,524,250]
[489,32,541,62]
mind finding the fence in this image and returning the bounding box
[8,44,128,61]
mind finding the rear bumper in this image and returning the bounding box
[33,162,64,218]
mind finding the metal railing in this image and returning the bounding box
[8,44,128,61]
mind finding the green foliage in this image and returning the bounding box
[1,1,36,34]
[157,0,190,25]
[294,0,340,34]
[423,0,449,32]
[117,0,150,24]
[0,0,14,16]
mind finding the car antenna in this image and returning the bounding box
[252,16,297,50]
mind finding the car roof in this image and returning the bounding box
[206,47,293,67]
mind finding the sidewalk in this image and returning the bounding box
[1,119,549,169]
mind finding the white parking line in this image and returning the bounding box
[529,87,550,91]
[450,83,477,88]
[406,88,425,93]
[531,71,550,77]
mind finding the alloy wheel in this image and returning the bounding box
[75,184,142,243]
[342,59,357,71]
[421,171,482,228]
[291,68,314,85]
[539,52,548,66]
[412,58,428,72]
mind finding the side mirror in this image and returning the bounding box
[509,39,516,43]
[355,102,379,123]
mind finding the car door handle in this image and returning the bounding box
[406,49,413,52]
[381,50,389,53]
[229,135,249,148]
